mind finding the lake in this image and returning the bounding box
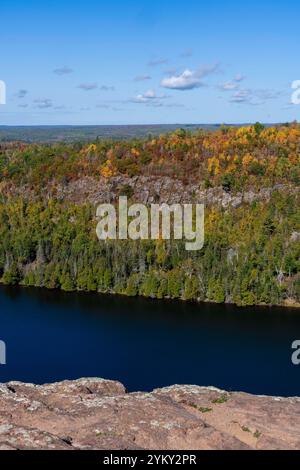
[0,285,300,396]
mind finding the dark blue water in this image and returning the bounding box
[0,285,300,396]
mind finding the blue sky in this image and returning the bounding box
[0,0,299,125]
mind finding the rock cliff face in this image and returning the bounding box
[5,174,298,208]
[0,378,300,450]
[51,177,299,208]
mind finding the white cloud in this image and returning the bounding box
[230,89,251,103]
[255,89,282,101]
[234,74,245,82]
[148,58,168,67]
[100,85,115,91]
[15,89,28,99]
[165,103,185,108]
[218,81,239,91]
[218,74,245,92]
[53,66,73,75]
[180,49,193,58]
[132,89,167,103]
[161,69,204,90]
[134,75,152,81]
[96,104,110,109]
[230,88,282,105]
[161,65,219,91]
[77,83,98,91]
[33,98,53,109]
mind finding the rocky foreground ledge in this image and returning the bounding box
[0,378,300,450]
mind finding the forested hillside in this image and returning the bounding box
[0,124,299,307]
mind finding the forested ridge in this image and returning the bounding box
[0,124,299,307]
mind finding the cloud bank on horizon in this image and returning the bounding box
[0,0,299,125]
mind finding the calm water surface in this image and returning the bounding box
[0,285,300,396]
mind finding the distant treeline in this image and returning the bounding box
[0,124,219,143]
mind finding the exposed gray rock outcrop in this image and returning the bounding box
[54,176,297,206]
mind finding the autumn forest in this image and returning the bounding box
[0,123,299,307]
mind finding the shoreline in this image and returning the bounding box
[1,281,300,310]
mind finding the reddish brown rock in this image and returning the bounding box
[0,378,299,450]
